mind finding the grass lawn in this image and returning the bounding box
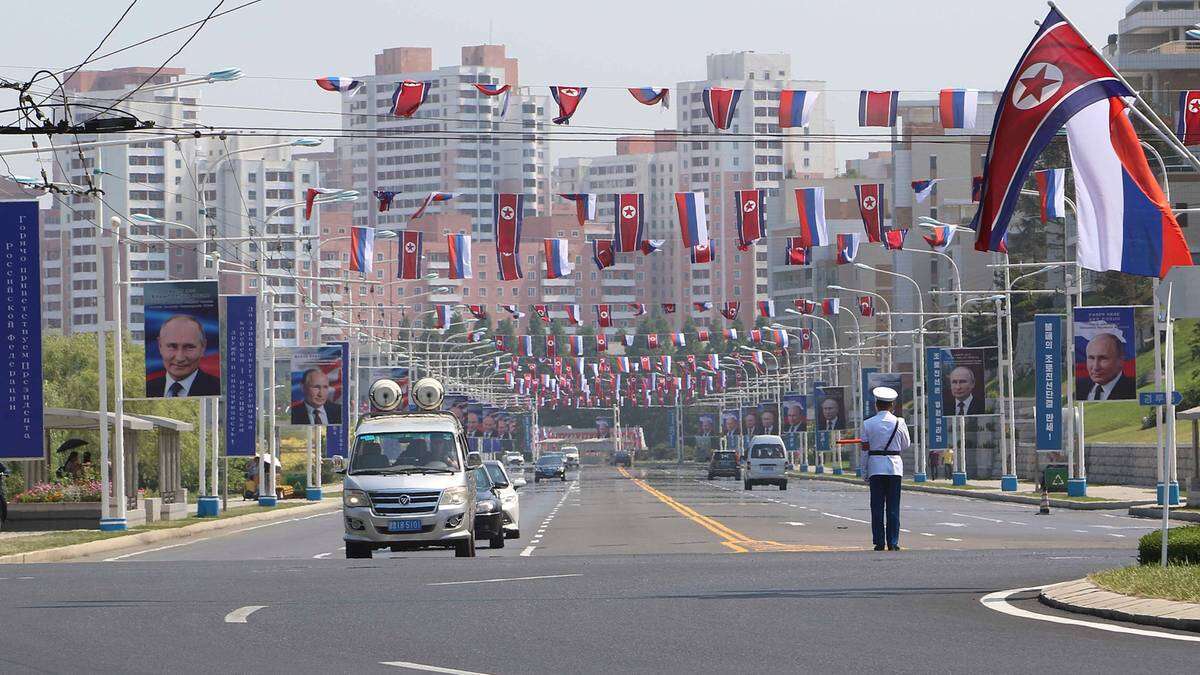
[1090,564,1200,604]
[0,500,316,558]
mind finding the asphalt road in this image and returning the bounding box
[1,465,1193,674]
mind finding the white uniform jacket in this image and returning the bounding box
[859,411,911,478]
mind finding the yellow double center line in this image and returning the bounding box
[618,466,848,554]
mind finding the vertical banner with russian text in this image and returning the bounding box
[324,341,351,457]
[0,202,43,459]
[222,295,257,456]
[1035,314,1064,451]
[926,348,948,449]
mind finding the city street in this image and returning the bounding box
[1,466,1192,674]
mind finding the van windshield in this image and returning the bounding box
[751,445,786,459]
[350,431,462,475]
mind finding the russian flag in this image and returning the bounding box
[447,234,472,279]
[724,328,738,341]
[413,191,453,219]
[837,233,861,265]
[617,357,631,374]
[794,187,827,247]
[1065,97,1193,278]
[629,303,647,316]
[859,90,898,127]
[349,226,375,275]
[912,179,939,204]
[434,304,452,330]
[821,298,840,316]
[544,238,571,279]
[756,300,776,318]
[923,225,955,253]
[640,239,665,255]
[1033,168,1066,223]
[559,193,597,227]
[693,301,713,312]
[565,304,582,326]
[628,87,669,109]
[702,88,742,131]
[316,76,361,93]
[670,333,686,348]
[779,90,818,128]
[519,335,533,356]
[675,191,708,247]
[773,329,789,349]
[571,335,584,356]
[939,88,978,129]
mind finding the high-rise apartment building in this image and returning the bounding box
[344,45,552,237]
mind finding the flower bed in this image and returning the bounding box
[13,480,102,504]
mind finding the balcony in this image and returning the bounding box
[1116,39,1200,70]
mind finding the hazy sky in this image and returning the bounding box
[0,0,1133,175]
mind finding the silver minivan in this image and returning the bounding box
[744,434,789,491]
[337,379,483,558]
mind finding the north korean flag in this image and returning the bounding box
[595,304,613,328]
[550,86,587,125]
[391,80,431,118]
[646,334,660,350]
[545,335,557,358]
[595,334,608,352]
[613,194,645,252]
[592,239,615,270]
[858,296,876,317]
[858,90,898,127]
[702,88,742,130]
[785,237,809,266]
[721,302,740,321]
[494,193,524,280]
[661,303,676,314]
[534,304,550,323]
[854,183,885,242]
[794,299,816,315]
[734,189,766,248]
[495,335,508,352]
[972,7,1132,253]
[639,356,652,372]
[882,228,907,251]
[629,303,646,317]
[690,240,715,264]
[697,329,711,342]
[800,328,813,352]
[395,231,422,280]
[1178,90,1200,146]
[467,304,486,320]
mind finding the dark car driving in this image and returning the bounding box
[534,454,566,482]
[611,450,632,467]
[707,450,740,480]
[470,466,506,548]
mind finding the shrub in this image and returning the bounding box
[1138,524,1200,565]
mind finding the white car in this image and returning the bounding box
[562,446,580,468]
[483,460,521,539]
[744,435,789,490]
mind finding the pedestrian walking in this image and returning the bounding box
[860,386,911,551]
[942,448,955,480]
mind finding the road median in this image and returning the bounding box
[788,471,1149,510]
[0,498,340,564]
[1039,578,1200,633]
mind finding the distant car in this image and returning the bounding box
[534,455,566,482]
[503,452,525,469]
[561,446,580,468]
[470,466,506,548]
[744,435,788,490]
[707,450,740,481]
[483,460,521,540]
[611,450,633,467]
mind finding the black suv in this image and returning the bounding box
[534,455,566,482]
[611,450,633,467]
[707,451,740,480]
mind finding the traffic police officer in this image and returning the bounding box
[860,386,911,551]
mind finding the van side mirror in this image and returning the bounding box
[331,455,346,473]
[466,451,483,469]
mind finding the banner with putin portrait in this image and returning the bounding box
[864,371,910,419]
[288,345,345,425]
[144,280,221,398]
[814,386,847,431]
[932,347,999,417]
[780,393,807,454]
[1072,307,1136,403]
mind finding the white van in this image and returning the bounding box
[561,446,580,468]
[744,435,789,490]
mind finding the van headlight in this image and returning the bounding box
[440,486,468,507]
[343,489,370,508]
[476,499,498,514]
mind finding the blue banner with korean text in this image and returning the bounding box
[324,341,351,457]
[925,347,948,449]
[1035,314,1064,451]
[0,202,43,459]
[222,295,257,456]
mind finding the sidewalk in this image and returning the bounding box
[1040,579,1200,632]
[789,471,1163,510]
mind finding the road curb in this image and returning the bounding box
[1128,506,1200,523]
[1039,579,1200,633]
[0,499,340,565]
[787,472,1146,510]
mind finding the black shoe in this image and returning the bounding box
[888,545,902,551]
[873,545,885,551]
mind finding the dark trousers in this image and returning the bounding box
[869,475,902,548]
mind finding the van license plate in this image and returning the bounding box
[388,519,422,532]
